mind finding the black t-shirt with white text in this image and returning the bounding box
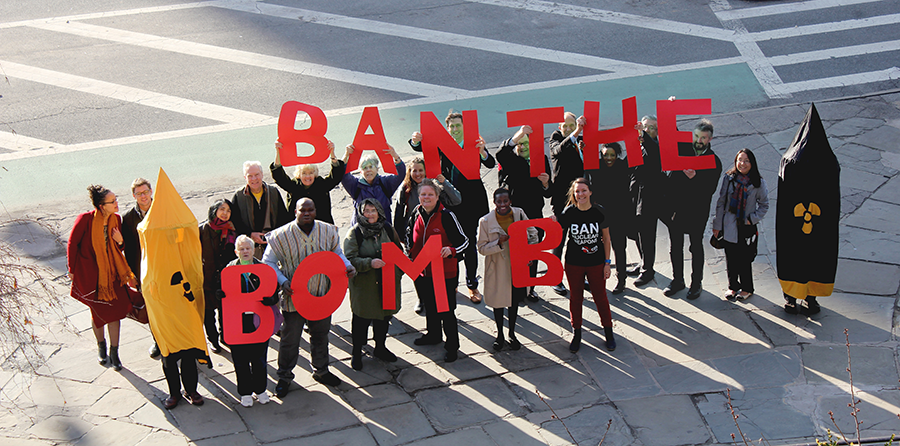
[560,204,608,267]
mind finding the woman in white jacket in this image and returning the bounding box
[477,188,537,351]
[713,149,769,300]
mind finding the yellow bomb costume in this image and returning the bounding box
[138,168,210,366]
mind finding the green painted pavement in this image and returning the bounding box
[3,63,765,214]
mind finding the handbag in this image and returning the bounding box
[709,232,724,249]
[124,287,150,324]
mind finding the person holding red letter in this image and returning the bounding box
[407,179,468,363]
[629,115,666,288]
[226,235,280,407]
[496,126,552,303]
[231,161,290,260]
[661,120,722,300]
[341,145,405,226]
[548,112,586,296]
[477,188,537,351]
[553,178,615,353]
[67,185,139,371]
[343,198,402,371]
[271,140,346,224]
[409,111,495,305]
[263,198,356,397]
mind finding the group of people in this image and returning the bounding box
[67,109,770,409]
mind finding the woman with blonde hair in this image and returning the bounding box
[271,140,346,224]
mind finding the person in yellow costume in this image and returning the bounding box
[138,168,210,410]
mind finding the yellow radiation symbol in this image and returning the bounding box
[794,202,820,234]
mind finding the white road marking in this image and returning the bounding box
[0,131,60,152]
[778,66,900,94]
[751,13,900,41]
[711,0,790,99]
[768,39,900,66]
[0,2,214,29]
[210,0,652,73]
[466,0,735,41]
[0,60,272,125]
[715,0,885,21]
[29,21,466,98]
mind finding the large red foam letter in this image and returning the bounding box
[506,107,564,177]
[277,101,330,167]
[657,99,717,171]
[582,97,641,170]
[420,110,482,180]
[220,264,277,345]
[345,106,398,174]
[290,251,349,321]
[382,236,448,312]
[508,218,564,288]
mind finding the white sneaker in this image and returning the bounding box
[240,395,253,407]
[255,392,270,405]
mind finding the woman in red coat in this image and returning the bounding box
[67,185,138,371]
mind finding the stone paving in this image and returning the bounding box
[2,91,900,445]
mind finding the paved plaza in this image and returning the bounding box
[1,91,899,445]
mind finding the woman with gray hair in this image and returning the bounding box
[341,144,406,226]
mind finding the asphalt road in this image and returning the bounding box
[1,0,898,215]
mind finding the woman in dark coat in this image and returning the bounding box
[343,198,402,371]
[67,185,138,371]
[586,143,634,295]
[271,140,345,222]
[199,199,237,353]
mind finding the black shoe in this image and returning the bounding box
[351,352,362,371]
[569,328,582,353]
[784,296,799,314]
[97,340,108,365]
[414,300,424,315]
[109,346,122,371]
[373,347,397,363]
[492,337,505,351]
[444,350,458,363]
[526,289,540,303]
[313,372,341,387]
[663,281,685,297]
[209,339,222,354]
[686,286,702,300]
[633,273,654,287]
[414,335,442,346]
[552,283,568,296]
[508,337,521,351]
[626,265,641,277]
[275,379,291,398]
[149,343,161,359]
[800,297,821,315]
[612,278,626,295]
[604,326,616,352]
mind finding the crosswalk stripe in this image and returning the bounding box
[768,39,900,66]
[0,2,213,29]
[0,60,272,125]
[751,12,900,41]
[210,0,652,73]
[466,0,735,42]
[30,21,467,98]
[715,0,886,21]
[0,131,60,152]
[779,67,900,94]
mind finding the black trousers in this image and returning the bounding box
[609,223,627,279]
[667,223,705,287]
[162,351,198,397]
[231,340,269,396]
[351,314,391,354]
[724,241,755,293]
[415,275,459,352]
[635,213,658,276]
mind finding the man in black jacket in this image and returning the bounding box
[548,112,585,295]
[122,177,159,358]
[662,120,722,299]
[231,161,291,260]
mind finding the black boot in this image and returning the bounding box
[783,295,798,314]
[97,340,108,365]
[801,296,821,315]
[604,326,616,352]
[569,328,582,353]
[109,346,122,371]
[612,276,626,295]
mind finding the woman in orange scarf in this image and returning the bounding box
[67,185,138,371]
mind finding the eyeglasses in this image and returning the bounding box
[102,198,118,205]
[134,190,152,197]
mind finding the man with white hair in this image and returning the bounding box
[231,160,290,259]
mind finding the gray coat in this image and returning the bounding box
[712,174,769,244]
